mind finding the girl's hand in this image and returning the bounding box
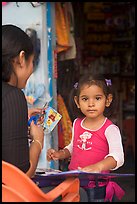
[47,149,61,161]
[78,164,101,173]
[78,157,117,173]
[47,148,56,161]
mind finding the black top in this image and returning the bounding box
[2,81,30,173]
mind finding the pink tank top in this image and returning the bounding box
[69,118,112,171]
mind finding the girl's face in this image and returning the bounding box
[74,84,112,119]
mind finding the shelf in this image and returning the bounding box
[120,73,135,78]
[112,38,134,42]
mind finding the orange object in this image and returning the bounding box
[57,94,72,148]
[55,2,70,53]
[2,184,29,202]
[2,160,80,202]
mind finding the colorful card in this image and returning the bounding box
[44,106,62,133]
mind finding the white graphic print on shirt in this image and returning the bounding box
[77,131,92,150]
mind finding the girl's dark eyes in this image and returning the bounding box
[96,97,101,100]
[81,96,102,101]
[82,97,88,101]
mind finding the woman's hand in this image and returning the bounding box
[28,107,42,118]
[30,121,44,149]
[28,107,45,126]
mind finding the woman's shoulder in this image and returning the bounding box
[2,82,25,99]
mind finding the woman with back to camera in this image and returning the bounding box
[2,24,44,178]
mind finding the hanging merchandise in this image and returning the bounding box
[58,121,65,149]
[55,2,70,53]
[57,94,72,148]
[25,28,40,71]
[58,2,76,61]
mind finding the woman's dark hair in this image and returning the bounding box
[2,24,34,82]
[69,73,117,119]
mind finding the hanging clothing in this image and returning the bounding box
[55,2,70,53]
[57,94,72,148]
[58,2,76,60]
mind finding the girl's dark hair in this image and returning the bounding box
[2,24,34,82]
[69,73,117,119]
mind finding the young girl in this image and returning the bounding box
[47,74,125,202]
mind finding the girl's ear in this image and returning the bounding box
[74,96,80,108]
[106,94,113,107]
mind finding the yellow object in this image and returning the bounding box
[55,2,70,53]
[57,94,72,146]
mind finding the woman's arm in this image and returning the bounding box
[26,120,44,178]
[26,139,42,177]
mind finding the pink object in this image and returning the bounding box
[87,180,108,188]
[2,2,7,6]
[84,180,125,202]
[105,181,125,202]
[69,118,112,170]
